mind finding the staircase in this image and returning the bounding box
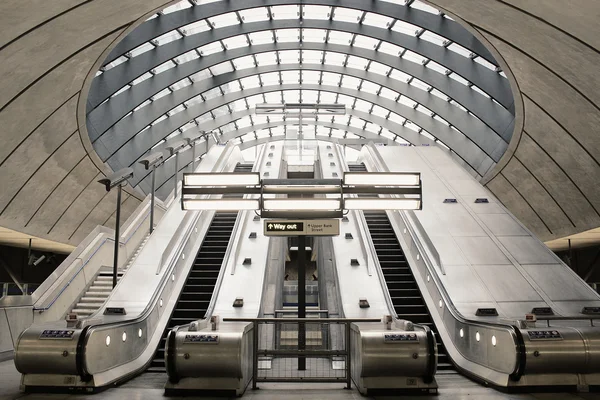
[70,233,151,319]
[350,163,455,373]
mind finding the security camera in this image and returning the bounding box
[32,255,46,266]
[166,140,188,155]
[138,152,164,170]
[97,167,134,191]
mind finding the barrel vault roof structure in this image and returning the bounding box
[0,0,598,250]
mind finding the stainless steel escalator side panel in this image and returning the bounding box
[351,321,437,394]
[165,322,253,396]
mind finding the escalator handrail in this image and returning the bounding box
[363,143,525,380]
[74,143,238,379]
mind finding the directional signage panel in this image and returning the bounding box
[264,219,339,236]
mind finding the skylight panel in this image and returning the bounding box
[102,55,128,71]
[360,81,380,95]
[341,75,361,89]
[249,31,274,45]
[279,50,299,64]
[332,115,348,125]
[239,7,269,23]
[354,99,372,112]
[420,31,446,46]
[170,78,191,91]
[260,72,279,85]
[367,61,391,76]
[276,29,300,43]
[209,61,234,76]
[212,105,230,118]
[232,55,255,70]
[151,88,171,101]
[449,72,470,86]
[174,50,199,65]
[436,140,450,150]
[152,30,182,46]
[390,20,420,36]
[271,5,300,20]
[420,130,436,140]
[240,132,255,142]
[302,50,323,64]
[151,115,168,125]
[380,128,395,140]
[134,99,151,112]
[131,72,153,86]
[302,71,321,84]
[162,1,191,15]
[346,55,368,70]
[349,117,364,128]
[181,19,211,36]
[302,29,327,43]
[111,85,130,98]
[229,99,247,111]
[472,85,491,98]
[332,7,362,23]
[283,90,300,103]
[447,42,472,58]
[223,35,249,50]
[246,94,264,108]
[449,100,467,112]
[398,95,417,108]
[425,60,448,75]
[327,31,353,45]
[281,70,300,83]
[203,87,221,101]
[434,115,450,126]
[474,56,498,71]
[364,122,379,133]
[402,50,427,64]
[388,113,406,125]
[253,114,269,124]
[410,1,441,15]
[337,94,354,106]
[378,41,404,57]
[167,104,185,117]
[189,69,211,83]
[353,35,379,50]
[255,52,277,66]
[128,42,154,58]
[319,91,337,103]
[331,129,345,139]
[302,90,319,103]
[405,121,421,132]
[181,121,197,131]
[237,117,252,129]
[379,87,398,100]
[416,104,434,116]
[240,75,261,89]
[257,129,270,139]
[152,60,176,75]
[371,105,389,118]
[362,12,393,28]
[197,42,223,56]
[389,69,411,83]
[431,88,450,101]
[302,5,331,20]
[208,13,240,28]
[195,113,212,124]
[324,52,345,66]
[271,126,285,136]
[410,78,430,91]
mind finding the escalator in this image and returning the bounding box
[148,163,252,372]
[349,163,454,373]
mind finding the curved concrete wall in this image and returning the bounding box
[0,0,598,247]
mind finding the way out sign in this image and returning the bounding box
[264,219,340,236]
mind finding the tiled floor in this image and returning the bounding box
[2,360,600,400]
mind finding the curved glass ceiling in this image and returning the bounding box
[86,0,516,198]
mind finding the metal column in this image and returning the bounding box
[297,234,306,370]
[112,184,123,289]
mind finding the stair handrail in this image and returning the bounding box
[157,143,237,275]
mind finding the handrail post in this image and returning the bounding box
[252,321,258,390]
[112,184,123,289]
[345,322,351,390]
